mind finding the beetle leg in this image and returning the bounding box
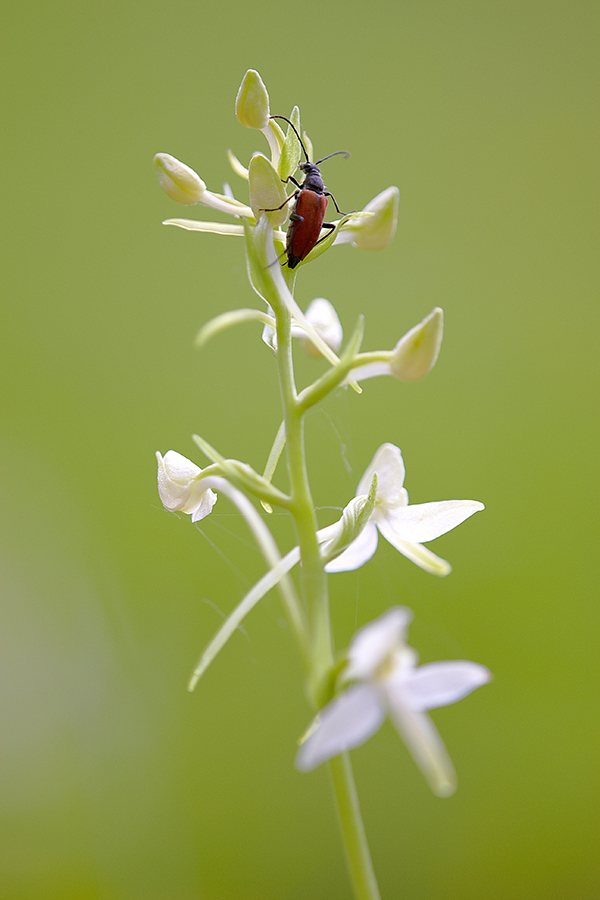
[312,221,336,248]
[260,190,299,212]
[283,175,302,189]
[323,191,346,215]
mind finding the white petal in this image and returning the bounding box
[384,500,485,543]
[345,607,413,681]
[156,451,217,520]
[356,443,407,507]
[397,662,492,711]
[295,684,385,772]
[344,361,392,382]
[161,450,201,483]
[156,450,199,511]
[377,519,452,576]
[385,692,457,797]
[324,522,379,573]
[301,298,343,356]
[189,487,218,521]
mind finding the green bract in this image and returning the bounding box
[248,153,288,227]
[278,106,303,181]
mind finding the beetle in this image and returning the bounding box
[262,115,349,268]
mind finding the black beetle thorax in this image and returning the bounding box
[300,163,325,194]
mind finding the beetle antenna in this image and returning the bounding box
[314,150,350,165]
[270,115,310,163]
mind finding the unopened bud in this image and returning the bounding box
[352,186,399,250]
[390,307,444,381]
[235,69,270,130]
[154,153,206,204]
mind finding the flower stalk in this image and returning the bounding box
[153,69,489,900]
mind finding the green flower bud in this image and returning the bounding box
[154,153,206,204]
[390,307,444,381]
[353,186,399,250]
[235,69,270,130]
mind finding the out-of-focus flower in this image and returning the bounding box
[299,298,343,357]
[296,607,491,796]
[262,297,343,357]
[335,186,399,250]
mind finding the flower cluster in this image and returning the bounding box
[154,69,490,802]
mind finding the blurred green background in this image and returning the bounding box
[2,1,598,898]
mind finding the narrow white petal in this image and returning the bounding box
[344,361,392,382]
[295,684,385,772]
[163,219,247,235]
[377,519,452,576]
[324,522,379,573]
[345,607,413,681]
[356,443,407,505]
[397,661,491,711]
[386,692,457,797]
[384,500,485,543]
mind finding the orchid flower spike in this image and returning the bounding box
[296,607,491,796]
[326,444,484,577]
[156,450,217,522]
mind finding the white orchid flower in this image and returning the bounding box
[262,296,343,356]
[325,443,484,577]
[299,297,343,357]
[156,450,217,522]
[296,607,491,796]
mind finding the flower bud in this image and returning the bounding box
[352,186,399,250]
[301,298,343,357]
[248,153,288,226]
[156,450,217,522]
[154,153,206,205]
[390,307,444,381]
[235,69,270,130]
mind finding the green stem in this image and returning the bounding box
[254,219,380,898]
[275,294,333,701]
[329,754,382,900]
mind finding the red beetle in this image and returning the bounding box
[264,115,349,268]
